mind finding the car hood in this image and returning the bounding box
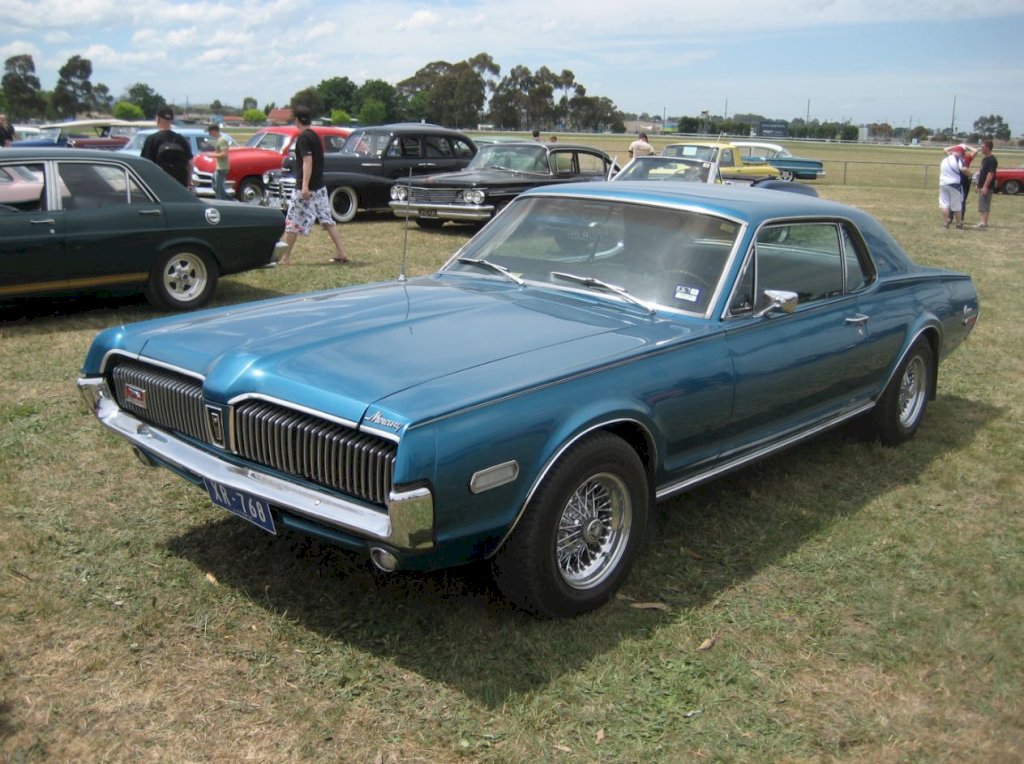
[108,276,700,428]
[407,168,551,188]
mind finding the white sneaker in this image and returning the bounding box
[975,223,988,229]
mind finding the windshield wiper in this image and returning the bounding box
[550,271,655,314]
[457,257,525,286]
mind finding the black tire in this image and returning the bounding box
[872,340,933,446]
[236,177,263,205]
[1002,179,1021,195]
[329,186,358,223]
[145,248,218,311]
[778,169,795,182]
[492,432,649,618]
[414,218,444,230]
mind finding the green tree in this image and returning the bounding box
[290,86,325,118]
[330,109,352,126]
[122,83,165,118]
[427,62,485,127]
[973,114,1010,141]
[210,99,223,111]
[51,55,94,118]
[358,97,387,125]
[356,80,403,122]
[92,83,114,113]
[243,108,266,124]
[317,76,358,113]
[113,100,145,120]
[242,96,258,111]
[2,54,46,120]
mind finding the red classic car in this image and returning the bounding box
[994,164,1023,195]
[192,125,350,203]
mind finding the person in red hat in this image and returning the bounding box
[942,143,978,226]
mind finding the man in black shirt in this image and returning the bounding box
[975,139,998,229]
[280,105,348,265]
[141,106,193,187]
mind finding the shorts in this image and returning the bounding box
[938,184,963,212]
[977,189,992,214]
[285,187,335,235]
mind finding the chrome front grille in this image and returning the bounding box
[112,362,206,441]
[234,400,395,506]
[109,360,395,507]
[407,187,460,204]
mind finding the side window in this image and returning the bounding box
[577,152,609,177]
[842,225,872,291]
[753,222,844,308]
[453,138,474,158]
[58,163,150,210]
[0,163,47,212]
[423,137,453,158]
[553,152,574,174]
[719,149,735,167]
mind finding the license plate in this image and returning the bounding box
[421,208,438,218]
[203,478,276,534]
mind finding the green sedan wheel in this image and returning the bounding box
[146,248,218,311]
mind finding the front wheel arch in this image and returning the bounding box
[491,431,650,618]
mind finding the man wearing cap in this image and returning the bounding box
[141,106,193,188]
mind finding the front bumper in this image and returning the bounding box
[390,200,495,223]
[77,375,435,553]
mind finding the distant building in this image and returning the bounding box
[758,120,788,138]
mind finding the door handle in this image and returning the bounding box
[138,209,162,216]
[30,218,56,225]
[845,314,870,326]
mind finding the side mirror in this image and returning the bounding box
[753,289,799,318]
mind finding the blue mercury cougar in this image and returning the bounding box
[78,182,978,617]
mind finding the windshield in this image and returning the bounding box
[615,157,714,183]
[245,131,290,152]
[663,145,717,161]
[444,196,741,315]
[467,144,549,173]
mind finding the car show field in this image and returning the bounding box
[1,139,1022,761]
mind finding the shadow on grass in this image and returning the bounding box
[165,393,997,706]
[0,280,288,329]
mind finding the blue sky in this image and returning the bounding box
[3,0,1023,134]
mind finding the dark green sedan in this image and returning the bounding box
[1,148,285,310]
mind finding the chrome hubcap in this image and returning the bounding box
[898,355,926,428]
[163,254,207,302]
[556,472,631,589]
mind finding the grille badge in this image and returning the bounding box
[124,384,146,408]
[205,405,226,447]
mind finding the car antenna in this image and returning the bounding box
[398,166,413,283]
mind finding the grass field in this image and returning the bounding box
[1,145,1022,762]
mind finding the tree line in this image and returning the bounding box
[1,52,1013,142]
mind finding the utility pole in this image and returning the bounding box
[950,96,957,137]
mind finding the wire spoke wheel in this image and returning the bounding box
[556,472,632,589]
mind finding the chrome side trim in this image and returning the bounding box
[78,376,432,549]
[654,401,875,501]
